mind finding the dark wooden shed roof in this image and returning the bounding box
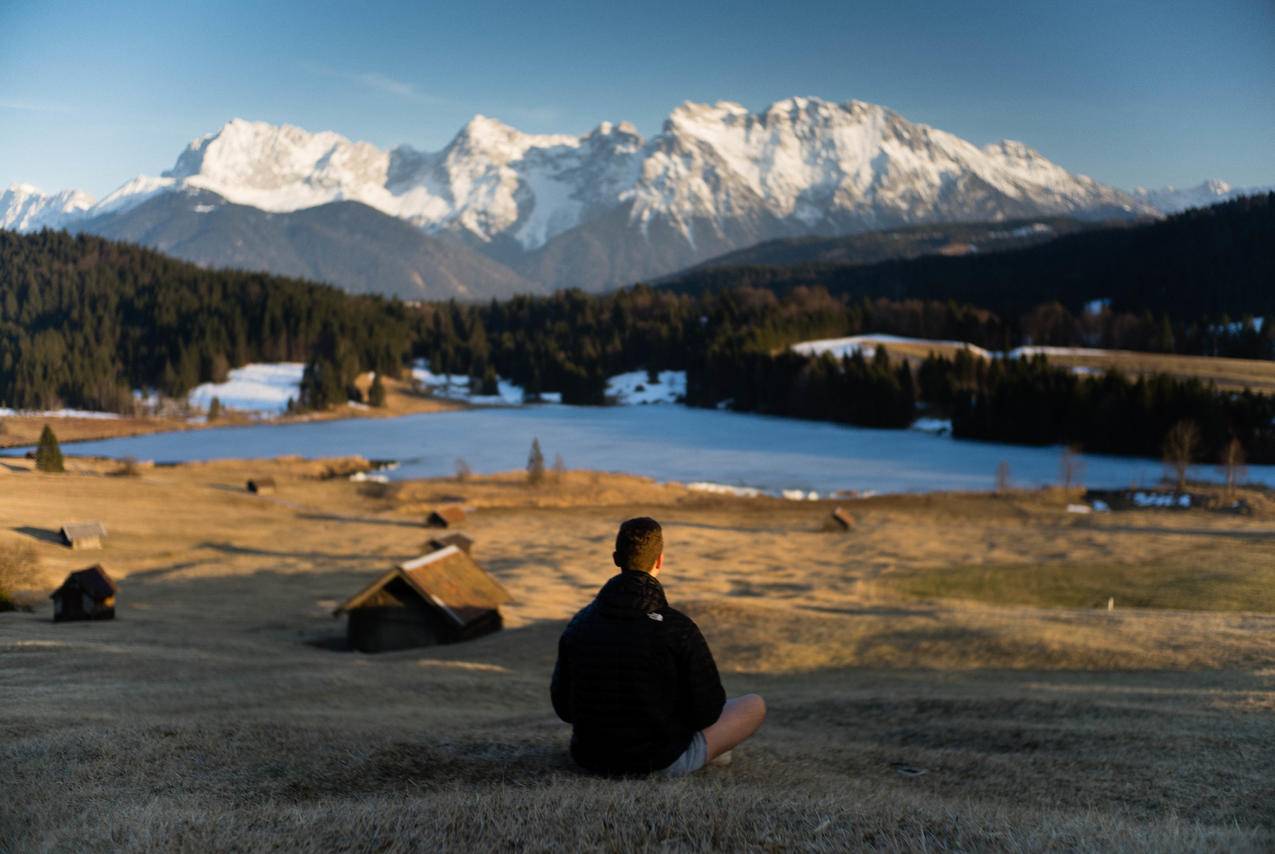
[426,505,466,528]
[334,546,510,628]
[50,564,117,601]
[246,477,277,494]
[427,532,474,555]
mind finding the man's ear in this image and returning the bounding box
[613,550,621,568]
[654,553,664,570]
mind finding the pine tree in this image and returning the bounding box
[527,437,545,486]
[35,424,64,473]
[207,396,223,421]
[368,373,386,408]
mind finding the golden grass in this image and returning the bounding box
[1,459,1274,851]
[848,335,1275,394]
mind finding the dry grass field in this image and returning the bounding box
[2,457,1274,851]
[844,336,1275,395]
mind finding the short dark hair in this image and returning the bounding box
[613,517,663,573]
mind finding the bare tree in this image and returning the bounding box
[1219,437,1247,498]
[995,460,1011,494]
[1162,420,1200,491]
[454,457,472,482]
[1060,444,1085,491]
[551,453,567,484]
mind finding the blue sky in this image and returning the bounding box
[2,0,1272,197]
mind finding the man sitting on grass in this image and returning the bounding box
[551,516,766,776]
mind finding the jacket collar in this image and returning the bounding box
[596,571,667,615]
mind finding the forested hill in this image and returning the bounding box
[0,230,411,411]
[657,194,1275,321]
[670,216,1100,272]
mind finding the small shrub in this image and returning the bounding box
[552,453,567,484]
[35,424,64,473]
[113,456,142,477]
[527,438,545,486]
[455,458,472,482]
[0,540,39,612]
[207,396,223,421]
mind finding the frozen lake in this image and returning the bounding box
[31,405,1275,495]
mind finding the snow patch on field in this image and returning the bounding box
[792,334,993,360]
[911,418,952,435]
[0,407,121,420]
[410,360,536,405]
[188,363,304,414]
[606,370,686,404]
[687,482,764,498]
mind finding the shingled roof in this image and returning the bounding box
[426,505,466,528]
[51,564,117,601]
[59,522,107,548]
[334,546,511,628]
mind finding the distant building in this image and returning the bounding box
[334,546,511,653]
[427,532,474,555]
[246,477,276,495]
[426,505,466,528]
[59,522,107,550]
[51,565,117,621]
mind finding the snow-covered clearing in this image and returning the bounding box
[188,363,305,415]
[792,334,994,360]
[0,407,121,420]
[605,371,686,404]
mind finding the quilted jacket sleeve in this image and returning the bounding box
[550,630,574,723]
[675,615,726,732]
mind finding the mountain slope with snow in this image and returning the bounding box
[4,97,1266,295]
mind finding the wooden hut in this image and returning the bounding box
[427,532,474,555]
[246,477,276,495]
[334,546,511,653]
[51,565,117,621]
[829,507,854,531]
[59,522,106,550]
[426,505,466,528]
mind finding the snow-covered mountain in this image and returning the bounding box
[3,97,1264,294]
[0,183,94,231]
[1129,179,1274,214]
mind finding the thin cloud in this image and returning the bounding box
[0,99,71,113]
[301,63,444,104]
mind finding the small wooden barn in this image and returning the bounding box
[334,546,511,653]
[51,565,117,622]
[246,477,276,495]
[427,532,474,555]
[60,522,107,550]
[426,505,466,528]
[829,507,854,531]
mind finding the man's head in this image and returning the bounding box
[613,517,663,574]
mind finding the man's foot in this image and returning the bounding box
[709,750,732,767]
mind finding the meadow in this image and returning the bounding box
[2,456,1273,851]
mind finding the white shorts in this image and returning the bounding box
[662,731,708,777]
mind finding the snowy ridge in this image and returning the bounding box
[1129,179,1274,214]
[5,96,1223,249]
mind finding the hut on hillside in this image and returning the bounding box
[829,507,854,531]
[246,477,277,495]
[426,505,466,528]
[427,532,474,555]
[333,546,511,653]
[60,522,107,550]
[51,565,117,621]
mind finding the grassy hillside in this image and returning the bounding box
[2,459,1274,850]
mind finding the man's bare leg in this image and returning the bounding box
[703,694,766,760]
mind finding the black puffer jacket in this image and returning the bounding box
[551,571,725,775]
